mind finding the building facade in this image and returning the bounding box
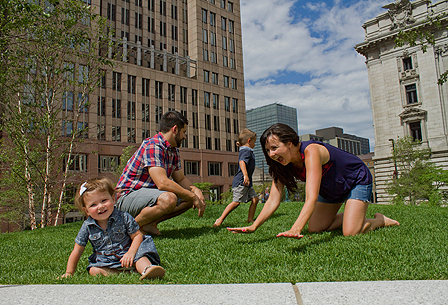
[300,127,370,156]
[355,0,448,203]
[246,103,298,175]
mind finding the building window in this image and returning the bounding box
[232,98,238,113]
[192,89,198,105]
[214,138,220,150]
[403,57,412,71]
[168,84,175,101]
[112,99,121,118]
[409,121,422,141]
[192,112,198,129]
[127,101,135,120]
[231,77,237,89]
[225,139,231,151]
[210,12,216,26]
[112,126,121,141]
[210,31,216,46]
[142,78,150,97]
[206,137,212,149]
[142,103,149,122]
[233,119,239,134]
[63,91,74,111]
[180,86,187,104]
[214,115,220,131]
[229,20,234,33]
[205,114,211,130]
[112,72,121,91]
[222,36,227,50]
[209,186,221,202]
[97,97,106,117]
[221,0,226,9]
[155,105,163,123]
[213,94,219,109]
[223,55,228,67]
[229,163,238,176]
[127,127,136,143]
[202,9,207,23]
[204,70,210,82]
[193,135,199,148]
[204,92,210,107]
[208,162,222,176]
[225,117,231,133]
[225,96,230,111]
[99,156,120,173]
[155,81,163,99]
[212,73,220,85]
[228,1,233,12]
[185,161,200,175]
[223,75,229,87]
[64,154,87,172]
[405,84,418,104]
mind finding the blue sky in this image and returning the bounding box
[240,0,391,151]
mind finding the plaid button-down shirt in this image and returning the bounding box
[116,132,181,195]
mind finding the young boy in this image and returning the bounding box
[213,129,259,227]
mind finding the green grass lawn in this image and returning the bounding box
[1,202,447,285]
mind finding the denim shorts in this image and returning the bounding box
[317,183,373,204]
[116,188,181,218]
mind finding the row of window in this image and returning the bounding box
[63,155,239,175]
[202,10,235,32]
[204,0,234,13]
[185,160,238,176]
[203,71,237,88]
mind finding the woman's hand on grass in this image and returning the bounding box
[227,226,255,234]
[276,230,304,239]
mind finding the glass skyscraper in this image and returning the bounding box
[246,103,298,174]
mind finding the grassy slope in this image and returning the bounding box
[0,202,447,284]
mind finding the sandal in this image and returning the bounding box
[139,265,165,280]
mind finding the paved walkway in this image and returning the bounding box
[1,280,447,304]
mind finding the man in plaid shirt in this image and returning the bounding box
[116,111,206,235]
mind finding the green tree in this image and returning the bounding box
[0,0,115,229]
[387,136,448,205]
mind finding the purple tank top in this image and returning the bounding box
[296,140,372,201]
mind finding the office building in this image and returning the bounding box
[246,103,298,175]
[355,0,448,203]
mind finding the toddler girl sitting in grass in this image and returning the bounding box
[59,177,165,280]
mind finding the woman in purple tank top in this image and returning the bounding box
[228,123,399,239]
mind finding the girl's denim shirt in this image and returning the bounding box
[75,207,139,255]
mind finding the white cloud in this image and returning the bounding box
[241,0,390,150]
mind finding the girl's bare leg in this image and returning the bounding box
[136,257,165,280]
[89,267,118,276]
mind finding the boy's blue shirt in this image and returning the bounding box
[232,146,256,188]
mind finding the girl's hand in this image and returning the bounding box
[57,272,73,279]
[227,226,255,234]
[120,252,136,268]
[276,230,304,239]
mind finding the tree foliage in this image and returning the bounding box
[0,0,115,229]
[387,136,448,205]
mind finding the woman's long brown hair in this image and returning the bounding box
[260,123,300,194]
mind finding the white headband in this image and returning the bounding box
[79,182,87,196]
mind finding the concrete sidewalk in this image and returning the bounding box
[1,280,447,304]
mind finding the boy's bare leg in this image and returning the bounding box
[247,196,259,223]
[213,201,240,227]
[139,200,193,235]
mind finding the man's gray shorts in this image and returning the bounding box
[233,185,257,203]
[116,188,180,218]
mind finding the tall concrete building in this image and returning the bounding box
[246,103,298,175]
[300,127,370,156]
[355,0,448,203]
[65,0,246,207]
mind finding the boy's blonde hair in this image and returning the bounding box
[236,129,256,147]
[74,177,116,216]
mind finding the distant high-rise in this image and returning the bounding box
[246,103,298,174]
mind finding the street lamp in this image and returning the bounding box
[389,139,398,179]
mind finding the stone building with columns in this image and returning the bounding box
[355,0,448,204]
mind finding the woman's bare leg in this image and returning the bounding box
[343,199,400,236]
[307,201,343,233]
